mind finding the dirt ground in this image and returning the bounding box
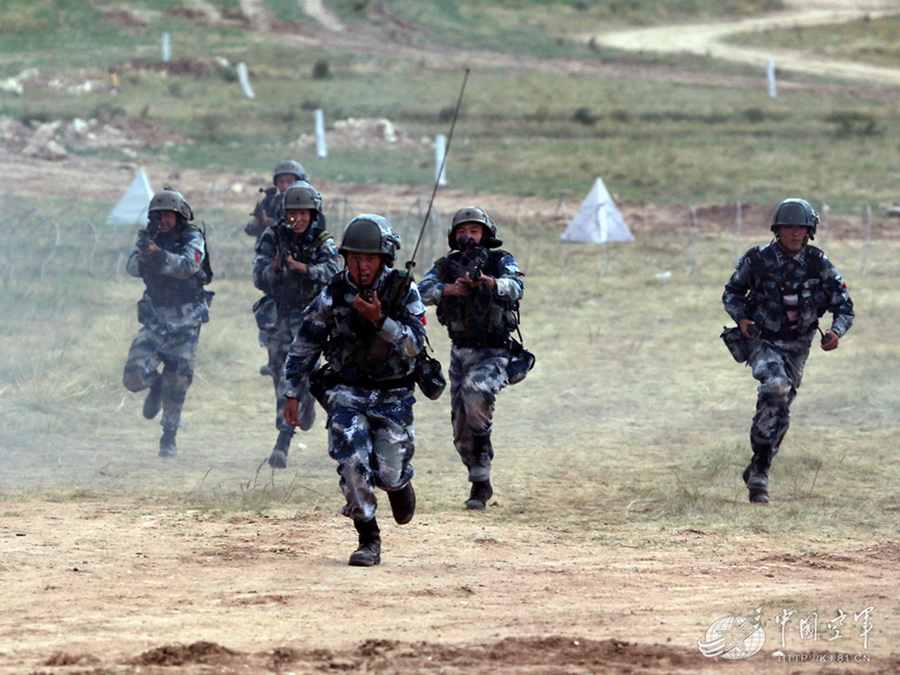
[1,499,897,674]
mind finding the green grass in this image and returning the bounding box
[1,1,896,208]
[1,195,897,546]
[729,15,900,69]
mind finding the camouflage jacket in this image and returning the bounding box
[244,188,282,238]
[253,222,340,315]
[127,225,210,332]
[418,249,524,345]
[284,267,427,394]
[723,242,854,338]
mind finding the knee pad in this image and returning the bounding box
[759,375,791,398]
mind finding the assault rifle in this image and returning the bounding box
[137,218,160,250]
[453,234,486,284]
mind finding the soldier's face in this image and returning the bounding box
[287,209,312,234]
[455,222,484,245]
[159,211,177,232]
[275,174,295,193]
[346,252,383,287]
[776,224,809,254]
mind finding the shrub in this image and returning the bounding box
[311,59,330,80]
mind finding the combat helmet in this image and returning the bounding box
[449,206,502,249]
[339,214,401,266]
[281,180,322,216]
[771,198,818,239]
[273,159,308,185]
[149,188,193,222]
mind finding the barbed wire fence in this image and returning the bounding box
[0,190,451,285]
[0,191,891,286]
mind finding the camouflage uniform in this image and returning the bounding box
[723,241,853,497]
[418,248,524,492]
[253,220,340,436]
[244,187,283,242]
[284,266,426,523]
[123,224,211,442]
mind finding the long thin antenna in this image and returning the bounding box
[407,67,471,271]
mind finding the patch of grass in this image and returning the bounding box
[729,15,900,69]
[0,4,895,205]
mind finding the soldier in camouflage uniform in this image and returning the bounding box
[246,160,310,377]
[123,189,212,458]
[723,198,854,503]
[418,206,525,510]
[283,215,425,567]
[253,181,340,468]
[244,160,308,242]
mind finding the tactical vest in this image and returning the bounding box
[143,225,209,307]
[747,245,827,338]
[324,270,416,383]
[279,228,332,312]
[435,250,518,348]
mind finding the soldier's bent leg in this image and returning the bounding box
[122,332,162,393]
[369,393,416,524]
[328,394,378,522]
[159,356,194,431]
[746,344,798,504]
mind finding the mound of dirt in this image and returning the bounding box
[113,56,232,78]
[0,114,190,160]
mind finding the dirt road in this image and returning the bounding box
[1,499,896,673]
[590,0,900,86]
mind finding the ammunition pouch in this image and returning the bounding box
[506,337,535,385]
[720,326,748,363]
[137,296,156,326]
[252,295,278,331]
[308,364,339,409]
[414,351,446,400]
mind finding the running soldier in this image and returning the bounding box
[283,215,425,567]
[244,159,308,242]
[723,198,854,503]
[123,189,213,457]
[246,160,310,377]
[253,181,340,468]
[418,206,525,510]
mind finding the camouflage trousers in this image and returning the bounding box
[449,345,510,482]
[326,384,416,523]
[746,336,811,460]
[265,315,315,433]
[122,324,200,430]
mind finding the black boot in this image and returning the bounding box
[387,482,416,525]
[159,426,177,458]
[465,479,493,511]
[268,430,292,469]
[348,518,381,567]
[744,452,771,504]
[142,375,162,420]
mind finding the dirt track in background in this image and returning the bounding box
[591,0,900,87]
